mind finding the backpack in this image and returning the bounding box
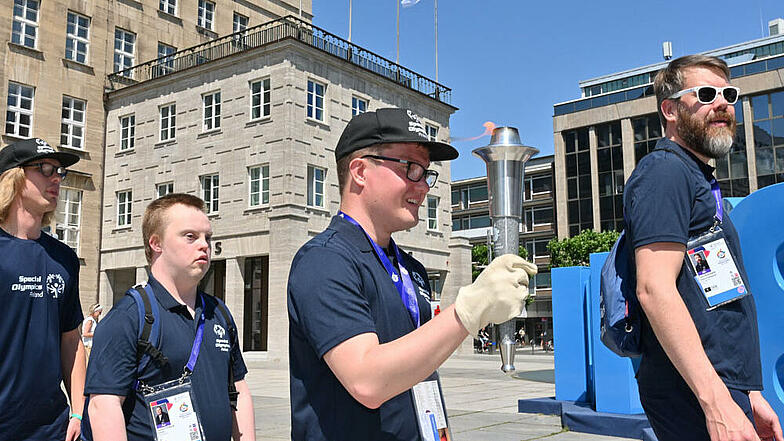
[599,230,641,357]
[128,282,240,408]
[599,147,692,358]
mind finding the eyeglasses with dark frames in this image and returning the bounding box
[361,154,438,188]
[23,162,68,179]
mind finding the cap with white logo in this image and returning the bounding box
[0,138,79,175]
[334,108,459,161]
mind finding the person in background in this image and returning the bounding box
[82,303,103,363]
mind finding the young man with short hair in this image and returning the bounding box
[288,108,537,440]
[0,138,84,441]
[85,193,255,440]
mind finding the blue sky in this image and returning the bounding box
[313,1,782,180]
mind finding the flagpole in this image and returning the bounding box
[348,0,352,42]
[396,0,400,64]
[434,0,438,83]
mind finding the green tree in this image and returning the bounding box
[547,229,620,268]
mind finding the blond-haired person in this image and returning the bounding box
[0,138,84,441]
[81,303,103,363]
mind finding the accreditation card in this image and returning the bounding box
[686,226,747,310]
[142,376,205,441]
[412,373,452,441]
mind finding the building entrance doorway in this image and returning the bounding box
[243,256,269,351]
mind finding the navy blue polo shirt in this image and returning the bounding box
[83,276,247,441]
[625,139,762,390]
[0,228,82,440]
[288,215,434,441]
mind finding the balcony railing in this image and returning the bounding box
[108,15,451,105]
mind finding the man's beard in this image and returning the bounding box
[676,102,737,158]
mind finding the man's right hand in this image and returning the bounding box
[704,391,760,441]
[454,254,537,336]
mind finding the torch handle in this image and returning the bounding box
[491,216,523,373]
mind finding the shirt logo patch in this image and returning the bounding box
[213,323,225,339]
[46,273,65,298]
[412,271,426,288]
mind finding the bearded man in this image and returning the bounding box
[624,55,782,441]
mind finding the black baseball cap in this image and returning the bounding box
[335,108,459,161]
[0,138,79,174]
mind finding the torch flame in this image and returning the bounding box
[450,121,497,142]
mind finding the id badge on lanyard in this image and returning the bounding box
[139,296,207,441]
[411,372,452,441]
[685,179,748,310]
[142,375,205,441]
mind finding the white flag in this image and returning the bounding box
[401,0,421,7]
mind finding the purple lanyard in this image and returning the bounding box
[339,212,420,328]
[185,295,206,374]
[710,179,723,223]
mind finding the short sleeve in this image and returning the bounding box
[625,153,694,249]
[60,251,84,333]
[288,246,377,358]
[84,297,140,396]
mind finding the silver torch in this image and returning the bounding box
[473,127,538,373]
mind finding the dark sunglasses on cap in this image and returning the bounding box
[23,162,68,179]
[667,85,740,105]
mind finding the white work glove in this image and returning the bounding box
[455,254,538,336]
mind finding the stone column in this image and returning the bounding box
[443,236,473,355]
[99,270,114,310]
[224,257,245,349]
[135,266,148,284]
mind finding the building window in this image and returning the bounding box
[524,175,552,201]
[564,127,592,236]
[55,188,81,250]
[451,183,488,209]
[426,195,438,230]
[524,206,554,232]
[203,91,221,131]
[250,79,270,120]
[531,271,552,290]
[12,0,39,49]
[5,82,34,138]
[596,121,624,232]
[307,80,325,122]
[117,190,132,227]
[65,12,90,64]
[156,42,176,76]
[307,165,325,207]
[156,182,173,198]
[525,237,550,260]
[451,214,491,231]
[715,99,749,197]
[201,174,219,213]
[160,103,176,141]
[159,0,176,15]
[60,96,85,150]
[248,165,269,207]
[428,273,442,301]
[750,92,784,190]
[632,114,662,164]
[233,12,248,32]
[352,96,367,116]
[197,0,215,30]
[119,114,135,151]
[114,28,135,77]
[425,123,438,141]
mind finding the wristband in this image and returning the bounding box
[70,413,82,421]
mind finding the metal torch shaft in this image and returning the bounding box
[492,216,522,372]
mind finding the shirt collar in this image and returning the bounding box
[656,138,716,179]
[329,214,376,253]
[147,274,203,314]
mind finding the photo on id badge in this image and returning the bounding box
[690,250,711,275]
[152,403,171,428]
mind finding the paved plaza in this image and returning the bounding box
[245,350,636,441]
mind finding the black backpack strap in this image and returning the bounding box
[128,283,169,391]
[211,296,239,410]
